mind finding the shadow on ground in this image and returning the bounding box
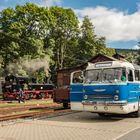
[36,111,138,123]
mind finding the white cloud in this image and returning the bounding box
[39,0,62,7]
[75,6,140,42]
[132,45,139,49]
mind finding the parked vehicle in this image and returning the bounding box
[2,74,54,100]
[70,61,140,117]
[0,77,4,95]
[53,86,70,108]
[53,54,120,109]
[53,69,74,108]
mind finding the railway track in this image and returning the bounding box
[0,103,60,115]
[0,106,70,122]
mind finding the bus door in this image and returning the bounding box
[127,69,139,103]
[70,71,83,105]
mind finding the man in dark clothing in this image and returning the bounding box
[18,89,25,103]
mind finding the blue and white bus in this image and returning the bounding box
[70,61,140,117]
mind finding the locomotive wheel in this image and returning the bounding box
[24,93,30,100]
[29,93,33,99]
[39,93,46,99]
[2,95,7,100]
[48,92,53,98]
[33,94,37,99]
[15,95,19,100]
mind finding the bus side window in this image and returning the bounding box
[128,69,133,82]
[135,70,140,81]
[72,71,83,84]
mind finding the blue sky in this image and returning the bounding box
[0,0,140,49]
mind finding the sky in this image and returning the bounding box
[0,0,140,49]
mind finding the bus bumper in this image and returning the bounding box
[71,101,138,114]
[82,100,127,106]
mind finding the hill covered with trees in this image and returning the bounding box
[116,48,138,63]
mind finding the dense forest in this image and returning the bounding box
[0,3,138,84]
[116,49,138,63]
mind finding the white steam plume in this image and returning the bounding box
[6,56,50,77]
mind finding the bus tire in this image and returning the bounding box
[133,99,140,118]
[98,113,105,117]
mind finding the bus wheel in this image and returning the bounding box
[133,99,140,118]
[98,113,105,117]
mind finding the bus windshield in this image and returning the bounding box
[85,68,126,84]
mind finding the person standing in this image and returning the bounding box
[18,88,25,103]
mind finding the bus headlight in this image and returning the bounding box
[83,89,85,93]
[115,90,119,94]
[114,95,119,101]
[84,95,88,100]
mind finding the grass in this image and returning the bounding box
[3,110,37,116]
[0,109,46,117]
[0,99,53,107]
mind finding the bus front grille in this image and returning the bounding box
[87,94,113,101]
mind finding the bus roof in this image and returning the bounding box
[86,61,140,70]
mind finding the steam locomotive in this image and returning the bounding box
[2,74,54,100]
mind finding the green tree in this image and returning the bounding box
[120,52,133,62]
[77,16,96,63]
[0,3,52,75]
[0,4,80,82]
[95,37,106,55]
[96,37,115,56]
[34,68,46,83]
[0,3,116,84]
[76,16,115,64]
[48,7,79,69]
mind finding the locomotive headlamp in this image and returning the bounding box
[84,95,88,100]
[114,95,119,101]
